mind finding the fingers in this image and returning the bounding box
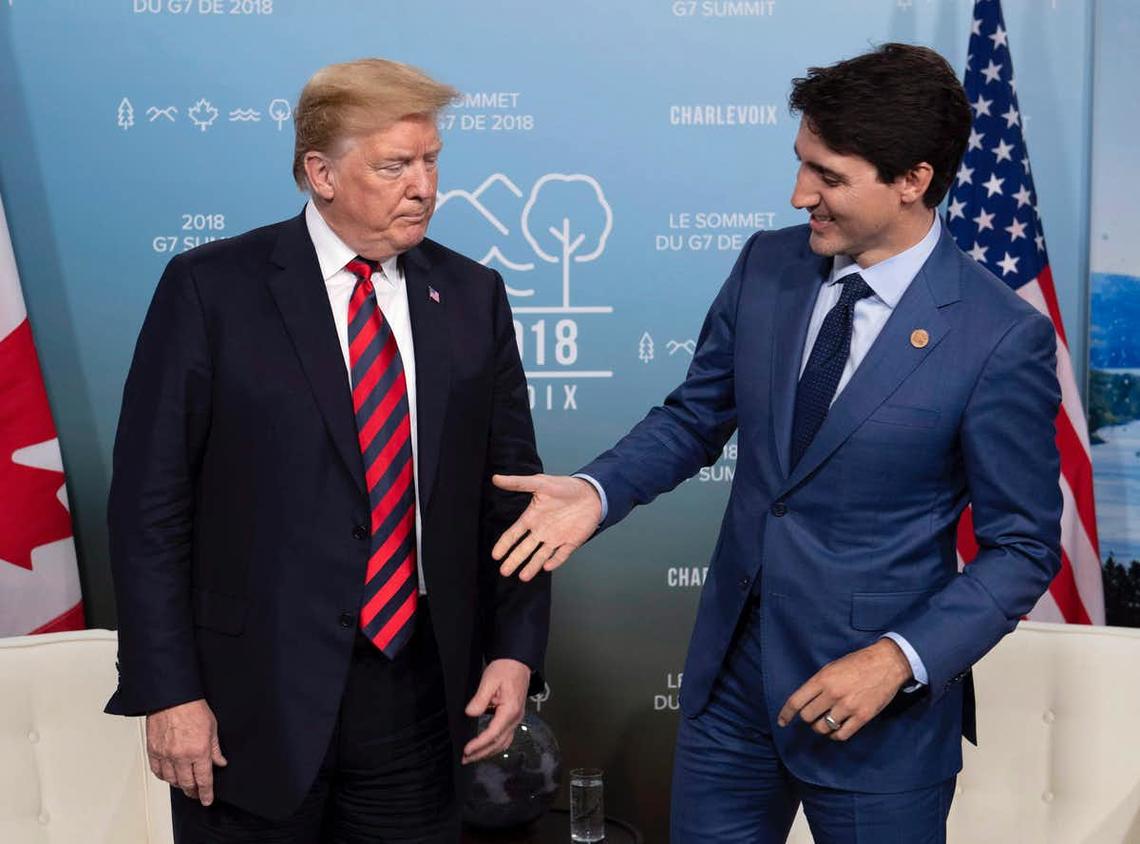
[465,677,496,719]
[798,690,834,727]
[211,737,228,767]
[491,473,543,493]
[462,703,521,764]
[811,709,841,737]
[499,532,543,578]
[160,758,178,787]
[193,759,216,806]
[518,540,559,582]
[777,682,821,727]
[543,544,576,572]
[174,759,197,792]
[492,517,533,563]
[829,711,867,742]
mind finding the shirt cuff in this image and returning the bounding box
[572,473,608,523]
[883,631,928,692]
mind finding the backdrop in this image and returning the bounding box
[0,1,1097,838]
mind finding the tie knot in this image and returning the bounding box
[346,256,379,283]
[838,273,873,305]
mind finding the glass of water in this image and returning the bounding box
[569,767,604,842]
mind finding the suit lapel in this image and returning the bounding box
[402,245,451,512]
[770,243,832,480]
[266,213,365,494]
[784,230,961,491]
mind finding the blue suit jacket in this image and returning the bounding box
[581,223,1061,792]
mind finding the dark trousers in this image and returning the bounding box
[172,601,459,843]
[671,598,955,843]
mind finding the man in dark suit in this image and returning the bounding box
[106,58,549,842]
[493,45,1061,842]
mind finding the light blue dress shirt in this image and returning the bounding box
[579,214,943,688]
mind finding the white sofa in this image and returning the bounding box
[0,629,172,844]
[789,621,1140,843]
[1,622,1138,842]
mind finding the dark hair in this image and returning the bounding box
[788,43,971,208]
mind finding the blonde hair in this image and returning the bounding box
[292,58,458,189]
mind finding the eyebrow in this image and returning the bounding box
[374,144,444,164]
[794,146,846,183]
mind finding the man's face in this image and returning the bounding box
[316,114,441,260]
[790,119,912,268]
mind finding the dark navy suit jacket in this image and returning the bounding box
[582,223,1061,792]
[105,212,549,818]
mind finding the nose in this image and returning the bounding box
[405,161,434,200]
[790,166,818,211]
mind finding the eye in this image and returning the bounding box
[378,162,404,177]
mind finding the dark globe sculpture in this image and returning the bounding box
[462,710,562,829]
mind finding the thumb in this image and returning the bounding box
[211,737,228,767]
[465,676,498,717]
[492,473,541,493]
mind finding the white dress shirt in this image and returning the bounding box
[304,201,427,594]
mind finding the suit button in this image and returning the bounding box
[352,524,369,541]
[770,501,788,517]
[739,576,750,591]
[338,612,354,628]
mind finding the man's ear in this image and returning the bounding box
[304,151,336,202]
[899,162,934,206]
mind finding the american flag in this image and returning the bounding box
[948,0,1104,624]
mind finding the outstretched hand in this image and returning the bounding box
[491,474,602,580]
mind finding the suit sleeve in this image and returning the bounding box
[478,271,550,694]
[891,311,1062,701]
[578,233,755,529]
[105,256,213,716]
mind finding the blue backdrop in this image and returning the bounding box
[1,1,1096,837]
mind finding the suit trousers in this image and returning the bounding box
[671,597,955,843]
[172,599,459,843]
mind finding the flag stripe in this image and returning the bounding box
[949,0,1103,625]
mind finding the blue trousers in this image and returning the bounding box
[671,599,955,843]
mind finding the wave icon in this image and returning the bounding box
[228,108,262,122]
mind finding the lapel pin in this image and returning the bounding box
[428,285,441,304]
[910,329,929,349]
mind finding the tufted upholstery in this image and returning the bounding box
[1,623,1138,842]
[0,629,172,844]
[788,621,1140,843]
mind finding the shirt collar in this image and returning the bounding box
[304,200,401,285]
[827,213,941,310]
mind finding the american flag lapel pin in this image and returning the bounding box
[428,285,441,303]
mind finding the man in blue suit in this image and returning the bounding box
[493,44,1061,842]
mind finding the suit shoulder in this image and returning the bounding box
[953,245,1048,330]
[173,218,286,269]
[415,238,498,282]
[742,223,811,256]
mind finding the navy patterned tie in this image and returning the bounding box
[345,257,418,658]
[790,273,874,470]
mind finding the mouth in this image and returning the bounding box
[809,212,835,232]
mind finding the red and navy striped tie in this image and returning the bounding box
[346,257,418,657]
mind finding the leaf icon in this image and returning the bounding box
[188,98,219,132]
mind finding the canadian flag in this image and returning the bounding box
[0,194,84,636]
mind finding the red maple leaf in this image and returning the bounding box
[0,321,73,570]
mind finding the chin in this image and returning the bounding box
[808,231,843,257]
